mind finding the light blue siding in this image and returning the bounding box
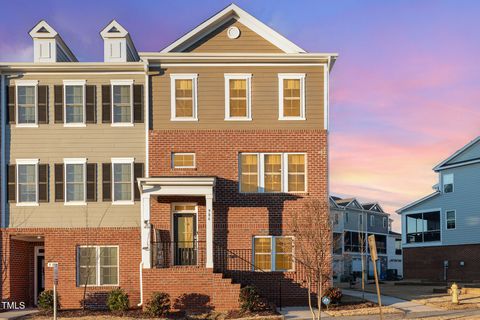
[445,142,480,165]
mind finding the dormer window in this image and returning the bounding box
[443,173,454,193]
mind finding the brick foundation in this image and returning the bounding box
[404,244,480,281]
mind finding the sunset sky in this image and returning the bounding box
[1,0,479,230]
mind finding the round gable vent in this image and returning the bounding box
[227,26,241,39]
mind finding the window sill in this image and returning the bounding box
[224,117,252,121]
[170,118,198,122]
[16,202,39,207]
[172,167,197,170]
[64,123,87,128]
[111,123,134,127]
[15,124,39,128]
[112,201,135,206]
[278,117,306,121]
[64,201,87,206]
[76,284,119,288]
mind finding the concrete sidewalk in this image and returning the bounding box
[0,309,38,320]
[280,306,330,319]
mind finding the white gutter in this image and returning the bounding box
[1,74,6,228]
[143,61,149,178]
[137,261,144,307]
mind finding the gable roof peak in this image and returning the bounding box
[100,20,129,38]
[433,136,480,171]
[161,3,306,53]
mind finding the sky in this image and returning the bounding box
[1,0,480,230]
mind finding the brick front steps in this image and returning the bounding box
[142,267,241,311]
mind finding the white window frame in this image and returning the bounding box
[111,80,134,127]
[171,153,196,169]
[111,158,134,205]
[278,73,306,120]
[224,73,252,121]
[239,152,307,194]
[252,236,295,272]
[16,159,39,207]
[77,245,119,287]
[170,74,198,121]
[63,80,86,127]
[15,80,39,128]
[445,210,456,230]
[64,158,87,206]
[443,173,454,193]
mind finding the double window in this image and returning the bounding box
[64,158,86,204]
[225,74,252,120]
[112,158,134,204]
[111,80,133,125]
[77,246,118,286]
[278,74,306,120]
[64,80,86,126]
[239,153,306,193]
[172,153,196,169]
[171,74,198,121]
[16,81,38,126]
[253,236,294,271]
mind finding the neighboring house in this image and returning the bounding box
[330,196,403,281]
[0,4,337,310]
[397,136,480,281]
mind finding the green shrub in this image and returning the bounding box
[323,287,343,304]
[239,285,263,312]
[38,290,60,311]
[106,288,130,312]
[145,292,171,317]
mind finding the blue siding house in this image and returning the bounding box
[397,136,480,281]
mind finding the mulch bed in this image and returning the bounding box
[325,301,377,311]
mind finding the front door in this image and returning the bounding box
[35,247,45,305]
[173,214,196,265]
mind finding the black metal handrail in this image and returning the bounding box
[152,241,206,268]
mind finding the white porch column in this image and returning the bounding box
[141,193,152,268]
[205,194,213,268]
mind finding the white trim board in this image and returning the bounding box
[161,4,305,53]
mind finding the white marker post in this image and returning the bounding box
[47,262,58,320]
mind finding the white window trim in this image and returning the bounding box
[64,158,87,206]
[278,73,306,120]
[15,158,40,207]
[224,73,252,121]
[443,173,454,193]
[63,80,87,128]
[445,209,456,230]
[171,153,196,169]
[15,80,39,128]
[170,74,198,121]
[252,236,295,272]
[239,152,307,194]
[77,245,119,287]
[111,80,134,127]
[111,157,135,205]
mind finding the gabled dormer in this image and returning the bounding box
[29,20,77,63]
[100,20,139,62]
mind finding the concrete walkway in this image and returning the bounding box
[0,309,38,320]
[280,306,330,319]
[342,289,442,314]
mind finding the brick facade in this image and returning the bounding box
[404,244,480,281]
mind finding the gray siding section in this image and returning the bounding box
[401,162,480,246]
[445,143,480,165]
[342,207,389,234]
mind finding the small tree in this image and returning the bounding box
[291,198,332,320]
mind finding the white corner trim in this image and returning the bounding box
[224,73,252,121]
[324,64,329,131]
[278,73,306,121]
[170,74,198,121]
[0,75,6,228]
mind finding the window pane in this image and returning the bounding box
[288,154,306,192]
[78,247,97,286]
[65,85,84,123]
[254,238,272,270]
[275,254,292,271]
[18,164,37,202]
[175,79,193,117]
[172,154,195,168]
[264,154,281,192]
[283,79,301,117]
[113,85,131,123]
[66,163,84,202]
[240,154,258,192]
[113,163,132,201]
[229,79,247,117]
[275,237,293,270]
[18,86,36,124]
[100,247,118,285]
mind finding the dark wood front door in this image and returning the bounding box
[173,214,196,265]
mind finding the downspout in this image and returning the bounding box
[143,60,149,178]
[1,74,6,228]
[137,261,144,307]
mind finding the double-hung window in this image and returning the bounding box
[446,210,456,230]
[239,153,307,193]
[112,158,134,204]
[16,81,38,126]
[225,74,252,120]
[443,173,454,193]
[111,80,133,125]
[64,80,86,126]
[278,74,305,120]
[253,236,294,272]
[171,74,198,121]
[64,158,86,205]
[77,246,118,286]
[16,159,39,205]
